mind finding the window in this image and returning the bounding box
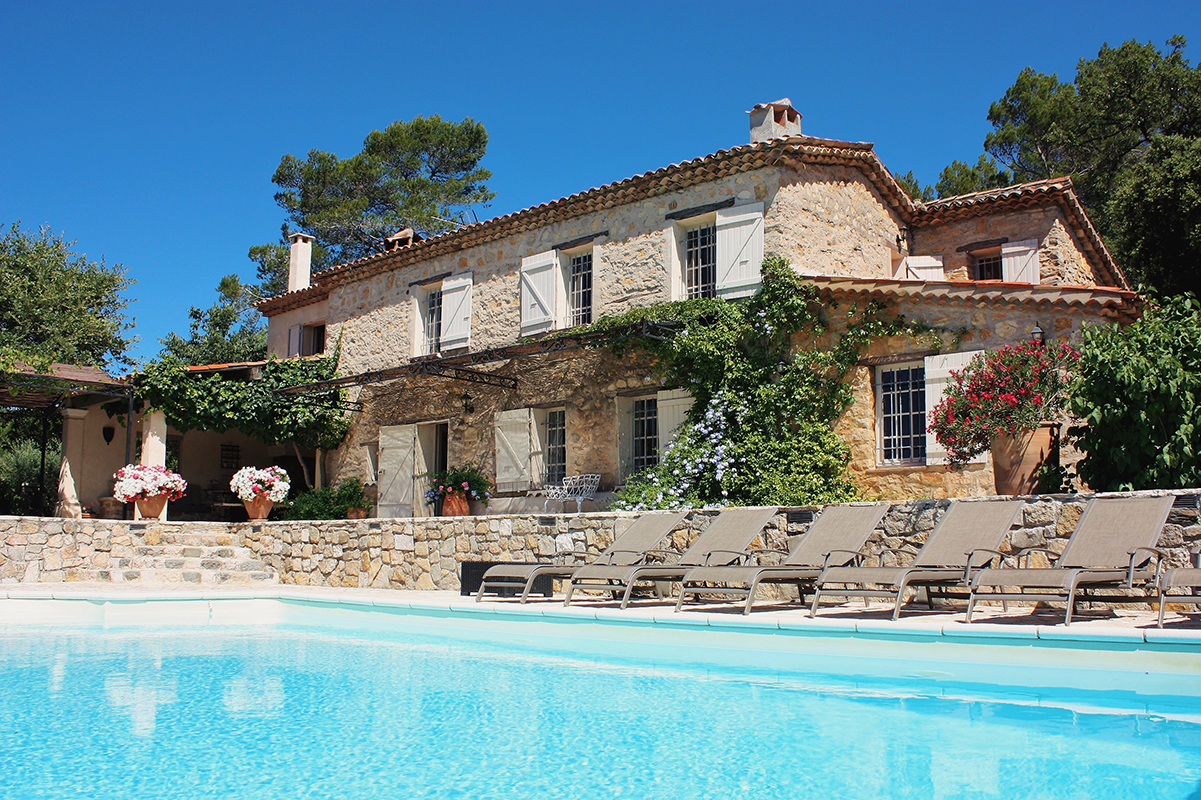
[544,409,566,485]
[308,324,326,355]
[568,252,593,326]
[287,322,327,357]
[972,251,1003,281]
[876,364,926,464]
[632,398,659,470]
[684,224,717,299]
[220,443,240,470]
[423,288,443,355]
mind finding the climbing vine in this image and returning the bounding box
[588,255,940,509]
[131,354,350,450]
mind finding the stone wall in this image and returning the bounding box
[913,207,1098,286]
[5,493,1199,596]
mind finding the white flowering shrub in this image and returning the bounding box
[112,464,187,502]
[230,466,291,502]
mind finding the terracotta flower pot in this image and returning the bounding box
[346,507,368,520]
[991,423,1058,495]
[243,496,274,520]
[135,495,168,519]
[441,490,470,516]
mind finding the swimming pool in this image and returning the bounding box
[2,593,1199,799]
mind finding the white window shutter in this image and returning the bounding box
[898,256,944,282]
[715,202,764,299]
[377,424,416,518]
[287,325,302,357]
[924,351,987,466]
[520,252,559,335]
[656,389,694,450]
[1002,239,1040,284]
[494,408,533,491]
[439,272,473,350]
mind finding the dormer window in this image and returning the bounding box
[972,250,1003,281]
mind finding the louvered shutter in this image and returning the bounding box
[924,351,988,466]
[377,424,416,518]
[520,252,558,335]
[899,256,945,281]
[494,408,533,491]
[715,202,765,299]
[439,272,473,350]
[1002,239,1039,284]
[287,325,302,357]
[656,389,694,450]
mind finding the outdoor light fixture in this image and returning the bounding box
[461,391,474,415]
[1030,325,1045,345]
[102,426,116,445]
[896,227,909,250]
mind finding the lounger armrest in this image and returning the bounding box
[1016,546,1059,569]
[822,549,866,569]
[1127,546,1170,586]
[964,548,1011,583]
[704,549,753,566]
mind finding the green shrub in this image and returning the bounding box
[278,478,370,520]
[0,438,60,516]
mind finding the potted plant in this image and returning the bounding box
[928,341,1079,494]
[230,466,291,520]
[112,464,188,519]
[425,466,491,516]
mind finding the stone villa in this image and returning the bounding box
[250,99,1136,513]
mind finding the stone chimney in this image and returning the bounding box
[287,232,315,292]
[384,228,423,252]
[749,98,802,143]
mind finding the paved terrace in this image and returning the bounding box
[4,583,1200,645]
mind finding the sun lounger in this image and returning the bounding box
[966,495,1174,625]
[1156,565,1201,627]
[475,511,688,603]
[564,506,779,609]
[674,502,890,614]
[810,499,1025,620]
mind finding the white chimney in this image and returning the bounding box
[749,98,802,143]
[287,232,314,292]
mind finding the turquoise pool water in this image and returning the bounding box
[1,608,1200,799]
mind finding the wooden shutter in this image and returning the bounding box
[286,325,302,357]
[520,252,558,335]
[377,424,416,518]
[715,202,765,299]
[1002,239,1039,284]
[924,351,987,466]
[656,389,694,450]
[439,272,473,350]
[494,408,533,491]
[898,256,944,281]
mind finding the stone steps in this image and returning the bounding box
[79,567,276,585]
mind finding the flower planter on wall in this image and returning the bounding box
[135,495,168,520]
[243,496,274,520]
[441,490,470,516]
[991,423,1058,496]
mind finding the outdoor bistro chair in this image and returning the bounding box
[564,506,779,609]
[809,499,1026,620]
[1156,564,1201,628]
[675,502,890,615]
[475,511,688,603]
[542,474,603,513]
[966,495,1175,625]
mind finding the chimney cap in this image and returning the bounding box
[748,98,802,143]
[384,228,424,251]
[288,232,316,244]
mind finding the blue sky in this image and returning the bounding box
[2,0,1198,368]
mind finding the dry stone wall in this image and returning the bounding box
[4,493,1200,602]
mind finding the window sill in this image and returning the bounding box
[867,462,987,474]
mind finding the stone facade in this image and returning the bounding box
[5,493,1199,598]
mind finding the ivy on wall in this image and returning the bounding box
[132,355,350,450]
[588,255,939,509]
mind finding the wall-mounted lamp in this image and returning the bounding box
[1030,325,1045,346]
[896,227,909,250]
[461,391,474,415]
[102,426,116,445]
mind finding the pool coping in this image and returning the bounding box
[3,584,1199,647]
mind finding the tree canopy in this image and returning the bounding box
[0,222,134,370]
[158,274,267,366]
[257,115,495,283]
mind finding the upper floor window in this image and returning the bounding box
[960,238,1040,284]
[424,287,443,355]
[972,251,1003,281]
[287,322,326,357]
[684,224,717,299]
[568,251,593,326]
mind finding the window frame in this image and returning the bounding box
[565,249,593,327]
[414,284,444,356]
[631,397,660,471]
[683,222,718,299]
[970,247,1004,281]
[875,361,927,466]
[543,408,567,486]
